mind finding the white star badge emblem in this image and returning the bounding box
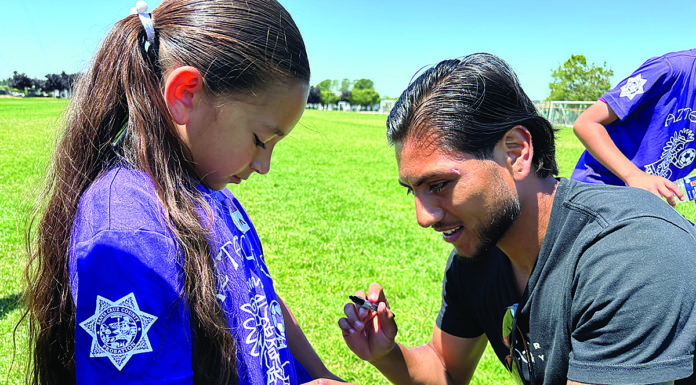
[79,293,158,370]
[619,74,647,100]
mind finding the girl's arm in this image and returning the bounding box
[573,101,683,205]
[278,296,344,382]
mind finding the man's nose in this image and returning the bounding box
[414,194,443,228]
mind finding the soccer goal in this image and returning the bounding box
[535,101,595,127]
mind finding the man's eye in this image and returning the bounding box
[253,134,266,149]
[429,181,448,193]
[405,187,414,196]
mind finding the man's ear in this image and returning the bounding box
[164,66,203,125]
[495,125,534,181]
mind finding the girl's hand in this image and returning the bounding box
[625,171,683,206]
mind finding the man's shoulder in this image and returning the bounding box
[550,180,696,281]
[557,179,692,231]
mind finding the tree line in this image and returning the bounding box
[307,78,381,108]
[305,54,615,107]
[1,54,613,101]
[2,71,78,95]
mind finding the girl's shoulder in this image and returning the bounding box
[75,167,168,235]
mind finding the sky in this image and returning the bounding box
[2,0,694,101]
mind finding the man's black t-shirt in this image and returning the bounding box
[436,178,696,384]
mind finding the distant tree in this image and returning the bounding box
[316,79,338,92]
[9,71,32,91]
[548,54,613,101]
[339,90,351,102]
[307,86,321,104]
[353,78,374,90]
[320,89,339,106]
[44,73,63,92]
[349,88,380,108]
[60,71,77,91]
[316,79,331,91]
[340,78,352,93]
[32,78,46,91]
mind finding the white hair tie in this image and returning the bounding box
[129,1,155,46]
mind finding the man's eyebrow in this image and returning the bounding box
[398,171,446,188]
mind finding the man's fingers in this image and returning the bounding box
[368,282,389,307]
[338,317,354,336]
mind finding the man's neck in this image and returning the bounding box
[498,176,559,293]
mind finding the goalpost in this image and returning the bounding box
[535,100,595,127]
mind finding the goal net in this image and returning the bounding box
[535,101,595,127]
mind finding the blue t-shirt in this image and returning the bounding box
[572,49,696,185]
[69,167,311,384]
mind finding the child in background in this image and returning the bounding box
[24,1,348,384]
[571,49,696,207]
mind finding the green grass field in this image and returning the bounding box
[1,99,695,384]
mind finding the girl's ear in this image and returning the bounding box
[164,66,204,125]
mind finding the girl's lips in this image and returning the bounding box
[229,175,241,184]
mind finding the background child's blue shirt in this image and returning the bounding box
[69,167,306,384]
[572,49,696,185]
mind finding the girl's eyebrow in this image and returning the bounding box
[263,124,285,138]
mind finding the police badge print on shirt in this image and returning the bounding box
[79,293,158,370]
[618,74,646,100]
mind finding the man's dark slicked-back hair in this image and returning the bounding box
[387,53,558,178]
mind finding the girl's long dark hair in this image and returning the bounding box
[23,1,309,384]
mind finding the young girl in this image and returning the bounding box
[24,1,347,384]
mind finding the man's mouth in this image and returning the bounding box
[440,226,463,242]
